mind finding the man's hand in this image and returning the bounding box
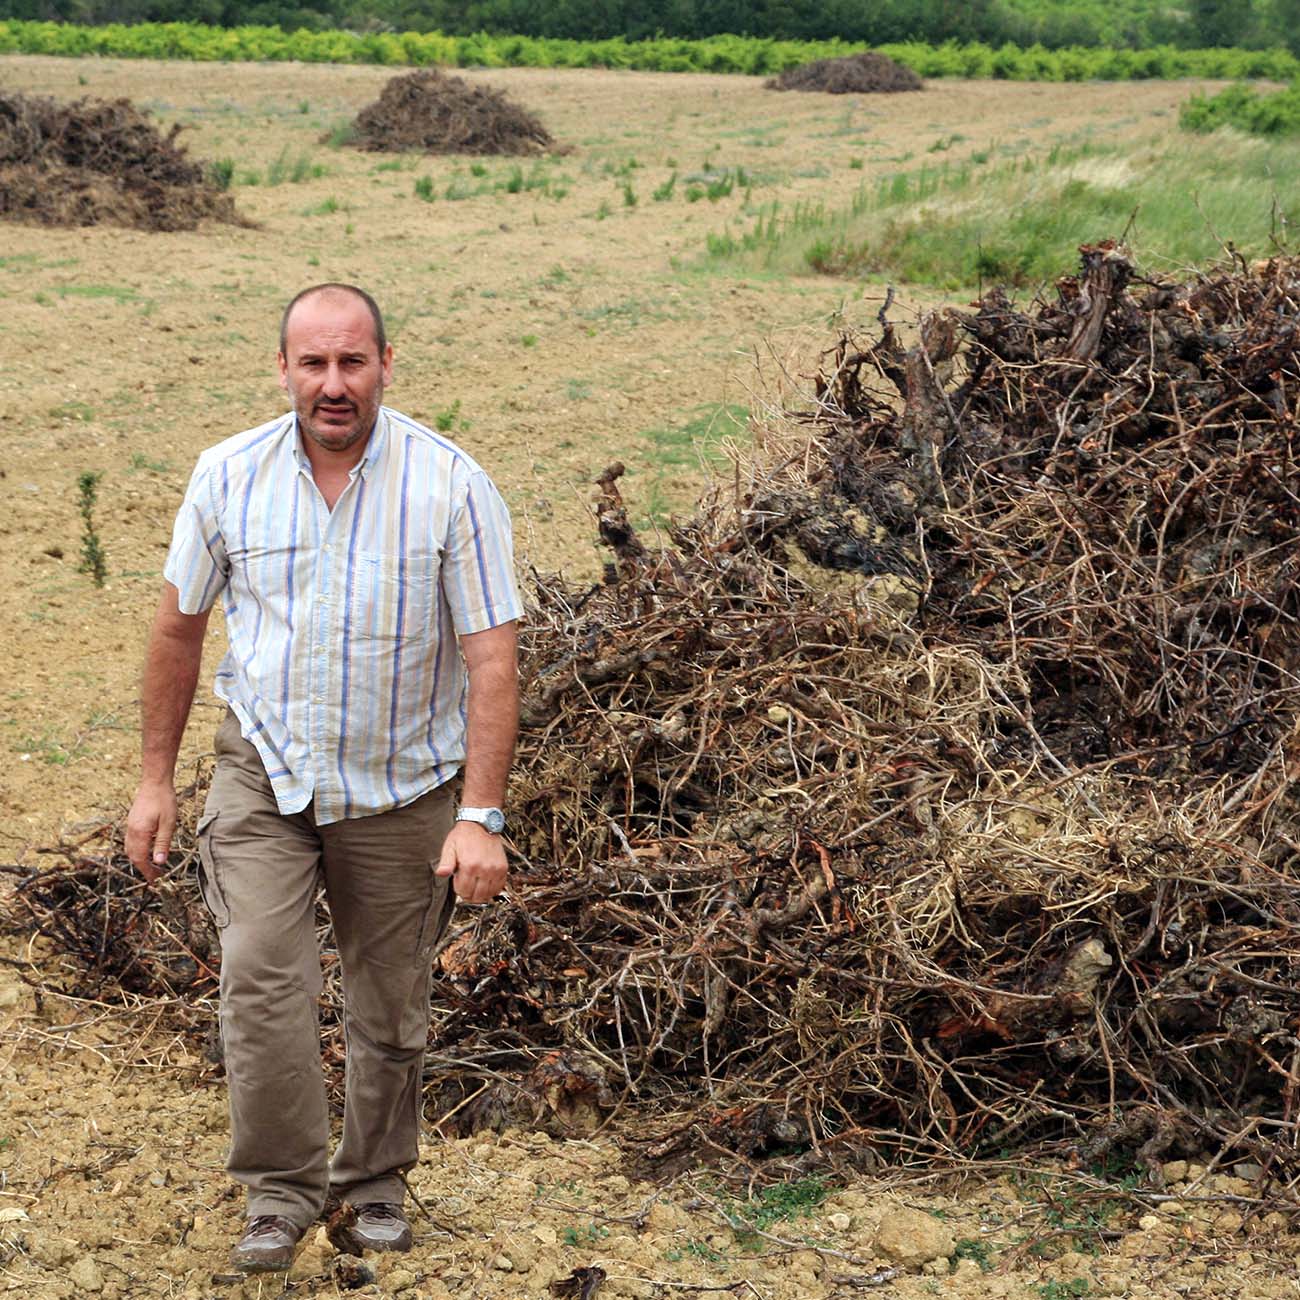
[129,583,209,884]
[125,780,178,884]
[435,821,507,903]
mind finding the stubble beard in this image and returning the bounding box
[295,392,382,454]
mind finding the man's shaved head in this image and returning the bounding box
[279,283,387,358]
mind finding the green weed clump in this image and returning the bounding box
[433,399,469,433]
[1180,81,1300,136]
[207,156,235,190]
[76,470,107,588]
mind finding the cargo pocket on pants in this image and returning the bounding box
[416,867,455,958]
[195,810,231,930]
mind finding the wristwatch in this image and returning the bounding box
[455,806,506,835]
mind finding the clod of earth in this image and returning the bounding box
[344,69,561,156]
[6,244,1300,1190]
[766,52,923,94]
[0,92,246,231]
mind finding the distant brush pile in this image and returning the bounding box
[0,92,243,231]
[8,245,1300,1184]
[345,69,559,156]
[766,50,923,93]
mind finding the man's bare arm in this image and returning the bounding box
[436,620,519,903]
[125,583,211,882]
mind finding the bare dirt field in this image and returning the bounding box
[2,54,1295,1300]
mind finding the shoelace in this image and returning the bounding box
[246,1215,295,1238]
[355,1203,402,1222]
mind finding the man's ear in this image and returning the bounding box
[381,342,394,387]
[277,349,289,393]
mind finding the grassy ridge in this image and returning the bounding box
[2,19,1299,80]
[704,134,1299,289]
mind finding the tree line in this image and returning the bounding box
[4,0,1299,54]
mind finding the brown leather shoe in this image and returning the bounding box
[327,1201,412,1254]
[229,1214,305,1273]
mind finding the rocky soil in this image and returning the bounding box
[2,948,1299,1300]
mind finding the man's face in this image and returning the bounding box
[278,293,394,457]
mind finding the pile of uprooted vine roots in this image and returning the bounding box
[7,244,1300,1184]
[0,91,244,231]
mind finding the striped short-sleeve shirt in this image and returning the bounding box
[164,406,524,825]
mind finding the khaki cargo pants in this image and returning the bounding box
[197,711,455,1228]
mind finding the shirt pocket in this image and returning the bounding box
[346,550,439,645]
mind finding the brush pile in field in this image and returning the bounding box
[7,245,1300,1184]
[345,69,558,156]
[0,92,242,231]
[766,51,923,94]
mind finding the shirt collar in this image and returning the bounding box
[289,407,388,480]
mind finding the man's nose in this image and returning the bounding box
[323,362,345,395]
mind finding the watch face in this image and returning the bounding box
[483,808,506,834]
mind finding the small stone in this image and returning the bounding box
[385,1267,417,1292]
[786,1249,823,1275]
[493,1254,515,1271]
[32,1236,79,1267]
[290,1245,330,1282]
[922,1257,949,1276]
[1214,1210,1245,1235]
[68,1256,105,1293]
[533,1224,558,1246]
[826,1212,852,1232]
[158,1246,189,1274]
[874,1208,955,1267]
[953,1257,983,1278]
[645,1202,690,1233]
[501,1234,538,1269]
[1138,1214,1163,1232]
[1161,1160,1187,1183]
[0,985,22,1010]
[1233,1161,1263,1182]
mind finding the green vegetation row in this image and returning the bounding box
[4,19,1300,79]
[1181,79,1300,132]
[6,0,1300,54]
[703,132,1297,288]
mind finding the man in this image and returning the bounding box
[125,283,522,1273]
